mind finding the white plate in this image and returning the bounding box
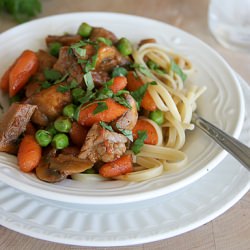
[0,74,249,247]
[0,13,245,204]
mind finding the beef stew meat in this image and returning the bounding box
[0,103,37,153]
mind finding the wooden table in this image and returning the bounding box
[0,0,249,249]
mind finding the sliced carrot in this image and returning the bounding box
[78,98,128,126]
[109,76,127,94]
[9,50,39,97]
[132,119,158,145]
[99,154,133,178]
[127,71,157,111]
[69,122,88,147]
[17,134,42,173]
[0,67,12,92]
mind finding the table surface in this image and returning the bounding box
[0,0,249,249]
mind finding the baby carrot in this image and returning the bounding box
[109,76,127,94]
[78,98,128,126]
[127,71,157,111]
[99,154,133,177]
[132,119,158,145]
[17,134,42,173]
[9,50,39,97]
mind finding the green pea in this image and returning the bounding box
[149,110,165,125]
[46,124,57,136]
[63,104,76,119]
[72,87,85,102]
[35,130,52,147]
[49,42,62,57]
[54,117,72,133]
[52,133,69,149]
[116,37,133,56]
[77,22,93,38]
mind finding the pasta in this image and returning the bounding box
[118,42,206,181]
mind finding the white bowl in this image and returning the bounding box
[0,13,245,204]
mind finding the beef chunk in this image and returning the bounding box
[53,46,83,85]
[0,103,37,154]
[78,123,128,163]
[46,35,82,47]
[27,83,72,126]
[90,27,118,44]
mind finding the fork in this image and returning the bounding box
[192,113,250,171]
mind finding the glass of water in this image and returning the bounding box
[208,0,250,51]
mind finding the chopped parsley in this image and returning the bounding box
[83,71,94,91]
[99,121,114,132]
[117,126,133,142]
[93,102,108,114]
[113,96,132,109]
[131,63,152,77]
[85,53,98,72]
[70,40,87,49]
[170,60,187,82]
[131,81,156,110]
[44,69,62,82]
[97,37,112,46]
[41,72,69,90]
[57,79,78,93]
[112,67,128,77]
[74,47,86,57]
[131,130,147,154]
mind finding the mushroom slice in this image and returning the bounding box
[36,154,93,183]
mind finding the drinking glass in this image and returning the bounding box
[208,0,250,51]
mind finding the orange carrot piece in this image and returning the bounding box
[78,98,128,126]
[109,76,127,94]
[99,154,133,177]
[17,134,42,173]
[132,119,158,145]
[69,122,88,147]
[0,67,12,93]
[127,71,157,111]
[9,50,39,97]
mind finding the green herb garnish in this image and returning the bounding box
[44,69,62,82]
[41,81,51,89]
[93,102,108,114]
[116,125,133,142]
[85,53,98,72]
[131,81,156,110]
[131,130,147,154]
[83,71,94,91]
[57,79,78,93]
[74,47,86,57]
[113,96,132,109]
[97,37,113,46]
[170,60,187,82]
[112,67,128,77]
[131,63,152,77]
[99,121,114,132]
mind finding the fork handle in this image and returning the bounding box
[192,114,250,171]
